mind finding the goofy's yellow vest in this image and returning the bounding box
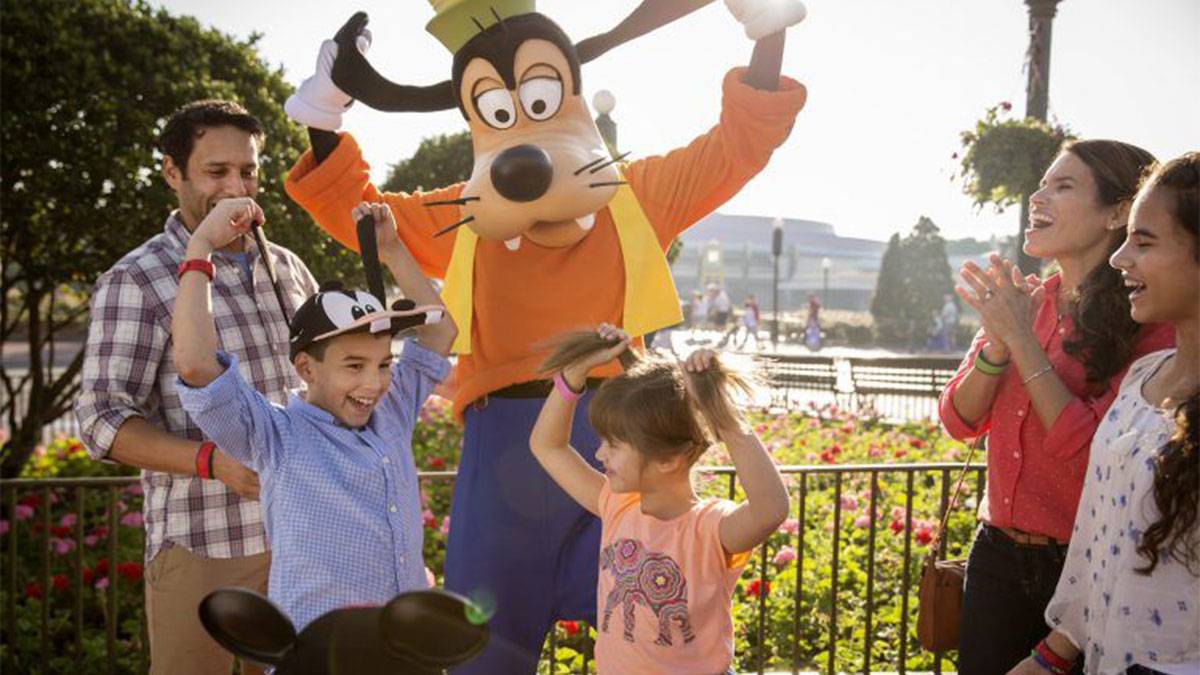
[442,181,684,354]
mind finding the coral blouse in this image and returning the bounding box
[938,274,1174,542]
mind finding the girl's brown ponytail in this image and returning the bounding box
[538,330,638,375]
[683,355,753,440]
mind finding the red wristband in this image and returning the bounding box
[195,441,217,480]
[1036,639,1076,671]
[178,259,215,281]
[553,372,584,403]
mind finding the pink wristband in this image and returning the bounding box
[553,372,583,402]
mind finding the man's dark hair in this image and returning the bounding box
[158,100,264,176]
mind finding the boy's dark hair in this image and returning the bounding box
[158,100,264,176]
[298,325,376,362]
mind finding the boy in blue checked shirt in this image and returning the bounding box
[172,198,456,631]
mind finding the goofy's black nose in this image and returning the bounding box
[490,144,553,203]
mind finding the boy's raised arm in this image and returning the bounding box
[173,197,265,387]
[355,202,457,356]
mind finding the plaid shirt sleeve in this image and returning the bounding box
[74,266,169,460]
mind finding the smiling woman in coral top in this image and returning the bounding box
[938,140,1174,674]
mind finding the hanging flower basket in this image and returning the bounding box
[956,103,1073,212]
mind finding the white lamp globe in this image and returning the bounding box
[592,89,616,115]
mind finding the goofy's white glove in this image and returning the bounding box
[284,31,372,132]
[724,0,807,41]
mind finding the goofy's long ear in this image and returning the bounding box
[330,12,457,113]
[575,0,718,64]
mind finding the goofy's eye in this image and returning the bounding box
[474,88,517,130]
[518,77,562,122]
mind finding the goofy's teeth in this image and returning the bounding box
[504,237,522,251]
[576,213,596,231]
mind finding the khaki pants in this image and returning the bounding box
[145,545,270,675]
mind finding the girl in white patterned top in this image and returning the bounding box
[1009,153,1199,675]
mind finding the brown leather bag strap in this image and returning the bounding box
[928,434,985,554]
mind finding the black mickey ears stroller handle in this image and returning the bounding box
[201,587,490,674]
[356,213,388,306]
[198,588,298,667]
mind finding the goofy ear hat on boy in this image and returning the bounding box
[288,281,444,361]
[285,0,806,249]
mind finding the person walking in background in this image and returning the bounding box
[939,139,1174,674]
[941,293,961,350]
[690,290,710,339]
[74,100,319,675]
[804,293,822,351]
[1008,153,1199,675]
[738,294,761,350]
[710,283,733,330]
[926,310,947,352]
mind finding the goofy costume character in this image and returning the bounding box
[284,1,807,671]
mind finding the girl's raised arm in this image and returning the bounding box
[530,324,631,516]
[683,349,789,554]
[716,424,790,554]
[529,370,607,516]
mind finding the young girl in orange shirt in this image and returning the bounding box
[530,324,788,674]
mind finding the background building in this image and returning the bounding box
[674,213,989,311]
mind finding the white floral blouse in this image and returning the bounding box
[1045,350,1200,675]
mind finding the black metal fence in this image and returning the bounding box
[2,462,985,674]
[756,354,963,422]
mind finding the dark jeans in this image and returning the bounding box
[958,524,1079,675]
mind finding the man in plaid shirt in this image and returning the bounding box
[74,100,317,675]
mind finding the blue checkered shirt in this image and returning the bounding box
[177,340,450,630]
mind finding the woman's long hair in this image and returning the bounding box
[1134,152,1200,577]
[540,330,752,465]
[1058,139,1157,388]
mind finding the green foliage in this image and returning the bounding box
[957,103,1073,212]
[381,131,473,193]
[3,459,148,672]
[20,436,136,479]
[870,219,956,346]
[0,0,361,476]
[870,233,906,343]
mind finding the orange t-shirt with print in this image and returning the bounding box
[285,68,806,418]
[595,481,751,675]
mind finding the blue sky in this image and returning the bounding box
[155,0,1199,242]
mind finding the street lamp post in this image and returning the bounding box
[771,217,784,347]
[821,257,832,307]
[592,89,617,154]
[1016,0,1064,275]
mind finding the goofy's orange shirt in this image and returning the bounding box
[286,68,806,417]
